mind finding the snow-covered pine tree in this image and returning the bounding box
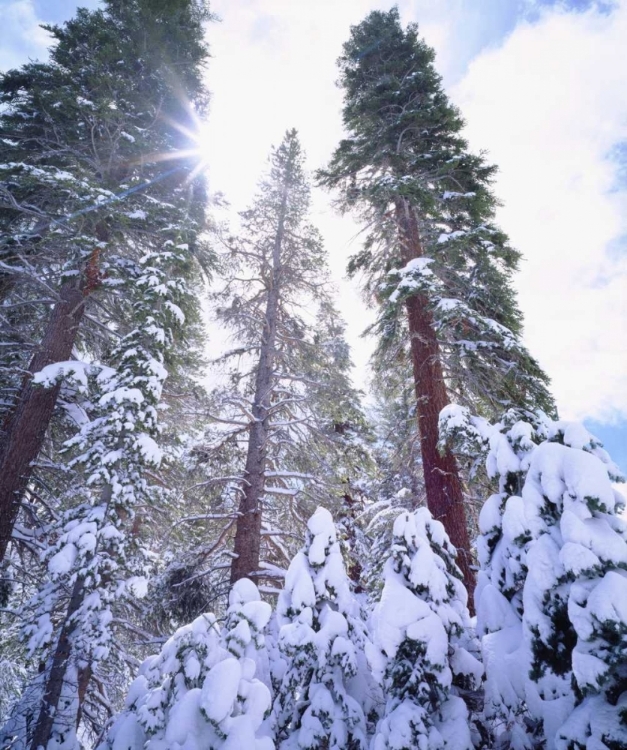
[199,130,372,587]
[368,507,483,750]
[521,426,627,750]
[99,578,274,750]
[272,507,372,750]
[440,404,550,749]
[0,0,213,745]
[443,408,627,749]
[0,0,212,565]
[0,210,206,750]
[319,8,554,597]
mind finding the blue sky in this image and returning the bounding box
[2,0,625,473]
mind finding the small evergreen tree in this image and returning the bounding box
[99,579,274,750]
[444,408,627,750]
[440,404,550,749]
[522,428,627,750]
[368,508,482,750]
[272,507,372,750]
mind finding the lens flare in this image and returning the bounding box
[132,91,212,186]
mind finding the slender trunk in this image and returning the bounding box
[75,664,93,730]
[30,480,113,748]
[0,281,85,564]
[29,575,85,750]
[230,183,290,584]
[395,197,475,606]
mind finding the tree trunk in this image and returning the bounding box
[29,575,85,750]
[30,480,114,748]
[0,281,85,564]
[395,197,476,606]
[230,181,290,584]
[75,664,93,730]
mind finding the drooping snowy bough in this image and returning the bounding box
[368,507,483,750]
[99,579,273,750]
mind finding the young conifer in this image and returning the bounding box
[443,408,627,749]
[272,507,371,750]
[99,579,274,750]
[368,508,483,750]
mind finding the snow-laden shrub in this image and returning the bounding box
[443,406,627,750]
[98,579,273,750]
[367,507,483,750]
[272,506,373,750]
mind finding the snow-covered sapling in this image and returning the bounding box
[272,507,370,750]
[368,508,483,750]
[448,406,627,750]
[99,579,274,750]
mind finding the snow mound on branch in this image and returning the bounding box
[33,360,91,392]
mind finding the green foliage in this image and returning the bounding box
[319,7,554,419]
[0,0,214,744]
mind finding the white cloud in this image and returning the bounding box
[453,1,627,421]
[0,1,53,72]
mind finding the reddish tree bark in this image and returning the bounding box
[395,198,475,607]
[29,575,85,750]
[230,177,289,585]
[0,281,85,564]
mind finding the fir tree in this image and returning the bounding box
[368,508,482,750]
[0,198,206,750]
[0,0,213,745]
[521,426,627,750]
[99,579,274,750]
[319,7,554,598]
[440,404,550,749]
[272,507,372,750]
[200,130,372,586]
[445,408,627,749]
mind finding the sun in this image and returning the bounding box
[190,115,213,178]
[138,99,213,185]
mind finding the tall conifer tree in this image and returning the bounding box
[0,0,211,564]
[319,8,553,596]
[201,131,370,586]
[0,1,212,745]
